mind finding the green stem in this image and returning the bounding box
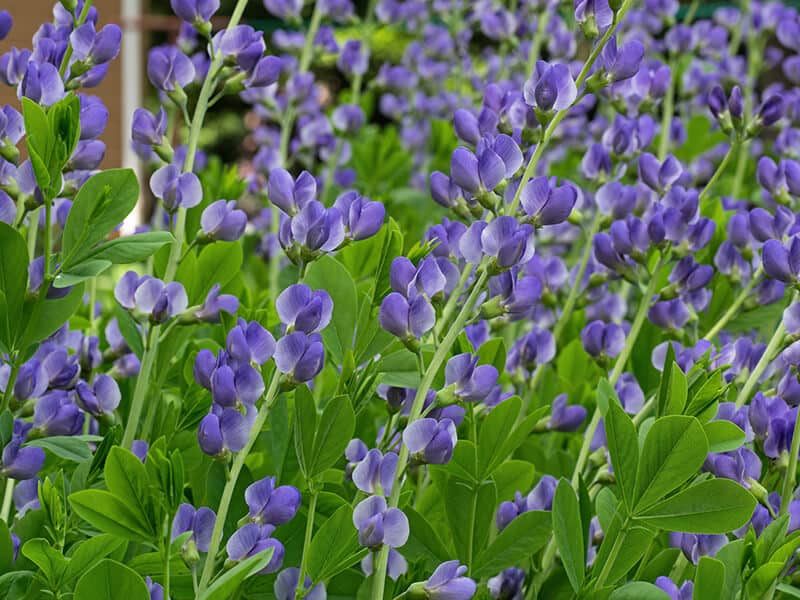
[698,139,739,205]
[26,207,39,260]
[371,269,490,599]
[43,201,52,283]
[162,534,171,600]
[1,356,20,414]
[526,6,552,76]
[703,269,762,340]
[657,56,676,161]
[58,0,93,79]
[734,301,793,409]
[121,326,157,448]
[780,409,800,515]
[88,278,98,335]
[434,264,474,339]
[507,0,633,216]
[295,489,319,598]
[683,0,701,23]
[595,518,630,589]
[197,373,282,594]
[0,478,14,523]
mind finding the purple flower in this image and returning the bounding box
[638,153,683,193]
[194,284,239,322]
[575,0,613,35]
[19,62,65,106]
[506,328,556,372]
[212,26,265,73]
[450,147,504,195]
[670,532,727,565]
[147,45,196,92]
[549,394,587,432]
[762,237,800,283]
[75,374,121,417]
[70,23,122,66]
[171,0,220,25]
[332,104,365,133]
[519,176,578,226]
[599,37,644,82]
[33,391,84,436]
[13,478,40,516]
[404,418,457,465]
[704,447,761,488]
[581,320,625,358]
[352,449,398,495]
[146,577,165,600]
[245,476,301,525]
[655,576,693,600]
[361,548,408,581]
[274,568,326,600]
[352,495,409,549]
[274,332,325,383]
[200,200,247,242]
[524,61,578,112]
[227,318,276,365]
[485,271,541,320]
[132,440,149,462]
[263,0,303,20]
[338,39,369,77]
[268,169,317,216]
[379,292,436,343]
[443,353,499,403]
[333,191,385,241]
[227,523,285,573]
[282,201,345,254]
[114,271,189,323]
[277,284,333,334]
[150,164,202,211]
[460,217,535,270]
[79,95,108,140]
[198,406,255,456]
[0,11,11,41]
[132,107,168,147]
[172,503,216,553]
[0,48,31,87]
[416,561,477,600]
[1,422,44,480]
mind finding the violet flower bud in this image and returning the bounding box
[274,568,326,600]
[0,11,11,41]
[523,61,578,112]
[1,422,44,480]
[488,567,525,600]
[404,417,457,465]
[227,523,284,574]
[353,495,409,549]
[762,237,800,283]
[548,394,587,432]
[655,576,693,600]
[410,561,476,600]
[79,94,108,140]
[194,284,239,323]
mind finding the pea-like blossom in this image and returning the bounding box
[352,495,409,550]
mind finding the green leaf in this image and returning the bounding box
[777,583,800,598]
[104,446,150,506]
[704,420,746,453]
[86,231,174,264]
[755,514,790,566]
[473,510,551,578]
[693,556,725,600]
[293,385,316,480]
[608,582,670,599]
[189,241,243,302]
[477,338,506,371]
[0,519,15,573]
[113,301,144,358]
[604,393,639,512]
[591,516,653,587]
[552,479,585,593]
[477,395,520,477]
[69,490,153,542]
[21,538,67,588]
[403,506,454,567]
[0,223,29,350]
[73,559,149,600]
[307,505,367,582]
[304,255,359,364]
[635,479,756,533]
[656,344,677,418]
[198,548,274,600]
[18,284,85,349]
[25,436,93,462]
[62,535,127,585]
[53,259,112,288]
[309,395,355,478]
[715,539,747,599]
[745,562,785,599]
[633,415,708,513]
[61,169,140,269]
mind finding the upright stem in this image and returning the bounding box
[162,534,172,600]
[434,264,474,339]
[43,201,52,283]
[124,0,251,449]
[657,56,676,161]
[698,140,739,205]
[197,373,282,594]
[703,268,762,340]
[0,478,14,523]
[371,269,489,599]
[780,410,800,515]
[58,0,93,78]
[507,0,633,215]
[26,208,39,260]
[734,311,791,409]
[594,518,630,589]
[295,489,319,598]
[526,6,553,76]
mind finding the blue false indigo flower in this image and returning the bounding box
[245,476,301,525]
[483,271,541,320]
[334,191,385,241]
[488,567,526,600]
[762,237,800,283]
[67,140,105,171]
[764,407,797,460]
[147,45,196,100]
[200,200,247,242]
[519,176,578,226]
[749,205,794,242]
[171,0,219,33]
[13,478,40,517]
[648,298,691,331]
[352,449,398,495]
[707,84,734,134]
[352,495,409,550]
[79,95,108,140]
[442,353,499,404]
[1,422,44,480]
[756,157,800,202]
[655,576,693,600]
[114,271,189,323]
[194,284,239,323]
[227,523,284,573]
[274,332,325,384]
[70,23,122,68]
[132,440,149,463]
[0,11,10,40]
[596,36,644,83]
[670,532,727,565]
[209,361,265,407]
[131,108,171,161]
[274,568,326,600]
[506,328,556,372]
[263,0,303,20]
[146,577,166,600]
[403,417,457,465]
[450,146,505,198]
[581,320,625,359]
[32,390,84,436]
[226,318,275,366]
[407,561,477,600]
[704,447,761,488]
[581,143,613,182]
[276,284,333,334]
[379,292,436,348]
[574,0,613,37]
[638,152,683,193]
[19,62,65,107]
[198,405,254,456]
[212,26,265,73]
[429,170,473,217]
[332,104,365,134]
[748,94,784,136]
[595,181,636,219]
[13,359,48,402]
[75,374,121,417]
[280,201,346,259]
[172,503,216,565]
[460,217,535,272]
[150,164,202,211]
[524,61,578,114]
[361,548,408,581]
[548,394,587,432]
[337,39,369,77]
[753,396,788,441]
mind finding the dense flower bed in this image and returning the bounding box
[1,0,800,598]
